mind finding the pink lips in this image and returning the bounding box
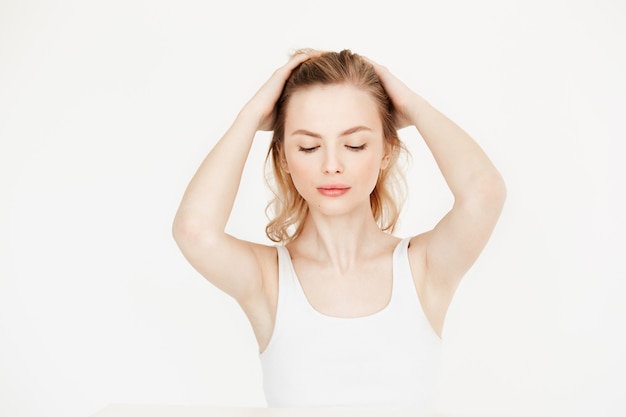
[317,185,350,197]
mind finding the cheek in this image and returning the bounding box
[281,147,303,174]
[359,153,384,174]
[283,151,300,176]
[284,155,311,190]
[362,156,387,191]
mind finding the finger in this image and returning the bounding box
[260,54,306,92]
[361,55,377,66]
[362,55,384,71]
[281,50,322,72]
[362,56,394,85]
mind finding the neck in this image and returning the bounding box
[293,207,389,272]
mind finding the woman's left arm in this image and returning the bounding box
[373,61,507,297]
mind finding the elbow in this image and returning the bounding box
[172,211,224,254]
[172,214,193,249]
[486,171,507,205]
[482,171,507,213]
[172,212,207,249]
[462,171,507,215]
[172,214,186,244]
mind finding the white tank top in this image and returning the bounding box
[260,237,442,411]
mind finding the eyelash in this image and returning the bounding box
[298,145,367,153]
[298,146,319,153]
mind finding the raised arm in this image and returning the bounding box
[371,60,507,327]
[172,52,317,302]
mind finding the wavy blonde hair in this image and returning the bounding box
[265,49,408,243]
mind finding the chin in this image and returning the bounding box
[308,200,368,218]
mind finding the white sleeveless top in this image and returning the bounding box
[260,237,442,411]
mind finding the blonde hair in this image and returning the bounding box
[265,49,408,243]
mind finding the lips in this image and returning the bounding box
[317,185,351,197]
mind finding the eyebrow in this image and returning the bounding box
[290,125,372,138]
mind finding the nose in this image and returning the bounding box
[322,148,343,174]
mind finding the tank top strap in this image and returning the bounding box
[274,245,308,313]
[262,238,441,410]
[390,236,440,340]
[390,237,419,306]
[277,238,418,314]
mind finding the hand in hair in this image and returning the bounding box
[240,50,322,131]
[365,57,421,130]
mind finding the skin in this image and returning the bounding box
[172,52,506,353]
[283,84,389,222]
[282,83,397,319]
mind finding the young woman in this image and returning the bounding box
[173,49,506,411]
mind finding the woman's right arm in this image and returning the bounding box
[172,52,316,302]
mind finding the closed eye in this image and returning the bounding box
[346,144,367,151]
[298,146,319,153]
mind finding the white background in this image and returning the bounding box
[1,1,624,416]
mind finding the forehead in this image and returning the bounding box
[285,84,382,133]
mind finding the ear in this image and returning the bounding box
[282,158,290,173]
[275,143,290,173]
[380,149,391,170]
[280,150,290,173]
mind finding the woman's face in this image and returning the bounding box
[282,84,390,217]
